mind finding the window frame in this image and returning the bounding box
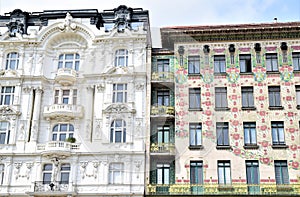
[109,163,124,184]
[156,163,170,184]
[189,123,202,148]
[214,55,226,74]
[215,87,228,110]
[114,49,128,67]
[110,119,126,143]
[0,122,10,144]
[266,53,278,72]
[216,122,229,147]
[54,89,77,105]
[52,124,74,142]
[190,161,203,184]
[189,88,201,110]
[60,163,71,184]
[157,90,170,106]
[0,86,15,106]
[239,54,252,73]
[292,52,300,71]
[42,164,53,184]
[271,121,285,146]
[296,85,300,109]
[218,161,231,184]
[268,86,282,109]
[112,84,127,103]
[5,52,19,70]
[243,122,257,147]
[58,53,80,71]
[241,87,255,109]
[188,56,200,75]
[157,125,170,144]
[274,161,289,185]
[246,160,259,184]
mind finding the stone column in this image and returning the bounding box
[30,87,43,141]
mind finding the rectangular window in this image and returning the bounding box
[0,86,15,105]
[157,59,169,72]
[292,52,300,71]
[109,163,124,184]
[157,164,170,184]
[215,87,228,109]
[188,56,200,74]
[218,161,231,184]
[268,86,282,108]
[274,161,289,184]
[113,84,127,103]
[244,122,257,146]
[266,53,278,72]
[189,123,202,147]
[0,122,10,144]
[214,55,226,73]
[189,88,201,110]
[157,90,170,106]
[271,121,285,145]
[241,87,254,108]
[216,122,229,146]
[54,89,77,105]
[190,161,203,184]
[60,164,70,184]
[157,125,170,144]
[240,54,252,73]
[246,161,259,184]
[42,164,53,184]
[296,86,300,108]
[0,164,4,185]
[256,52,261,64]
[62,90,70,104]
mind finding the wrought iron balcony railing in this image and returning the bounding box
[147,183,300,195]
[151,105,175,116]
[150,143,175,154]
[34,181,70,192]
[151,72,174,82]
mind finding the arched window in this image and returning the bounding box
[110,119,126,143]
[0,122,10,144]
[6,52,19,70]
[114,49,128,67]
[52,124,74,141]
[58,53,80,71]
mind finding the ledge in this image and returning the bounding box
[215,107,230,111]
[216,145,232,150]
[189,108,203,111]
[242,106,256,111]
[268,106,284,110]
[214,72,226,76]
[266,71,280,74]
[272,144,288,149]
[240,72,253,75]
[244,145,259,149]
[297,105,300,110]
[189,145,204,150]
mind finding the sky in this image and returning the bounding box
[0,0,300,27]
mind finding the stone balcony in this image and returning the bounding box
[28,181,76,196]
[55,68,77,86]
[37,141,80,158]
[43,104,83,120]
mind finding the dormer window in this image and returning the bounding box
[115,49,128,67]
[58,53,80,71]
[6,52,19,70]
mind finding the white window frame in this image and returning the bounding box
[114,49,128,67]
[110,120,126,143]
[109,163,124,184]
[52,124,74,141]
[60,163,70,184]
[218,161,231,184]
[58,53,80,71]
[42,164,53,184]
[0,122,10,144]
[112,84,127,103]
[0,86,15,105]
[5,52,19,70]
[54,89,77,105]
[0,164,4,185]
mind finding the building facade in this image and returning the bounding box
[0,6,150,197]
[147,23,300,196]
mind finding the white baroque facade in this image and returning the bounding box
[0,6,150,197]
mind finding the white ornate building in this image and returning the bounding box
[0,6,150,197]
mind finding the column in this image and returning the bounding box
[30,87,43,142]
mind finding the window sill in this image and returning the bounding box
[218,185,234,191]
[240,72,253,75]
[242,107,256,111]
[244,145,259,149]
[297,105,300,110]
[188,73,201,76]
[189,145,204,150]
[272,144,288,149]
[293,70,300,73]
[268,106,284,110]
[214,72,226,76]
[189,108,203,111]
[266,71,280,74]
[216,145,231,150]
[215,107,230,111]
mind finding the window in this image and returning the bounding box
[189,88,201,110]
[110,119,126,143]
[157,125,169,144]
[42,164,53,184]
[246,161,259,184]
[0,86,15,105]
[0,164,3,185]
[189,123,202,147]
[214,55,226,73]
[157,59,169,72]
[54,89,77,105]
[239,54,252,73]
[115,49,128,67]
[268,86,282,108]
[256,52,261,64]
[274,161,289,184]
[216,122,229,146]
[241,87,254,109]
[157,163,170,184]
[215,87,228,110]
[271,121,285,145]
[60,164,70,184]
[109,163,123,184]
[157,90,169,106]
[292,52,300,71]
[112,84,127,103]
[5,52,19,70]
[0,122,10,144]
[296,86,300,108]
[190,161,203,184]
[52,124,74,141]
[188,56,200,74]
[244,122,257,146]
[230,53,234,65]
[282,51,288,63]
[58,53,80,71]
[266,53,278,72]
[218,161,231,184]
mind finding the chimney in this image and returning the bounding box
[274,17,277,23]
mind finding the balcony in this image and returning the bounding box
[147,183,300,195]
[151,72,174,82]
[150,143,175,154]
[55,68,77,86]
[43,104,83,120]
[37,141,80,158]
[151,105,175,116]
[30,181,76,196]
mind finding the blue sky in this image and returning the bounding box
[0,0,299,27]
